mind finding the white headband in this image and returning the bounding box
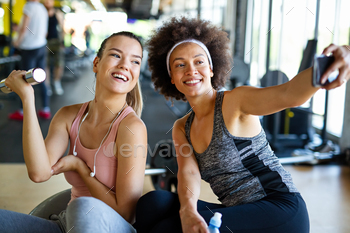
[166,39,213,77]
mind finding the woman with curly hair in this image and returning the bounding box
[133,17,350,233]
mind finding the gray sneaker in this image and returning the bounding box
[54,81,64,95]
[47,85,52,96]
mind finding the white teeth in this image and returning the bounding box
[112,73,128,81]
[185,80,200,84]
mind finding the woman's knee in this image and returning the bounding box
[66,197,135,233]
[66,196,111,224]
[139,190,178,203]
[66,197,99,215]
[137,190,178,210]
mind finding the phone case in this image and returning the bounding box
[312,55,338,87]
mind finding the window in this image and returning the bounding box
[247,0,349,138]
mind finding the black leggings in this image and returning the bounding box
[133,190,309,233]
[20,46,49,108]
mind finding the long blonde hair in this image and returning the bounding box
[97,31,144,117]
[126,80,143,117]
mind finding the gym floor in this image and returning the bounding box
[0,65,349,233]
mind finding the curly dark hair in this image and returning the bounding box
[147,17,232,101]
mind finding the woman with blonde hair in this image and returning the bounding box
[0,31,147,233]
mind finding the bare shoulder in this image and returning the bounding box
[172,112,192,139]
[54,103,83,120]
[225,85,257,100]
[174,112,192,133]
[51,103,84,128]
[118,112,147,135]
[223,86,259,114]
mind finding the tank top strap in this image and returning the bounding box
[213,91,225,125]
[109,106,135,137]
[185,91,224,148]
[184,110,195,146]
[70,102,90,139]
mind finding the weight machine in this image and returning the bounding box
[261,0,340,164]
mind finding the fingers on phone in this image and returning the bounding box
[321,62,338,84]
[322,43,337,55]
[323,69,347,90]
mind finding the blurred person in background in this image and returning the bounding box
[10,0,50,120]
[44,0,65,96]
[84,24,92,52]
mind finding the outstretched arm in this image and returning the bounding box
[173,119,209,233]
[230,67,317,116]
[230,44,350,117]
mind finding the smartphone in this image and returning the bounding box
[312,55,339,87]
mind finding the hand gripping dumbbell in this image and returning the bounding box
[0,68,46,93]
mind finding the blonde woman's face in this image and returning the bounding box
[169,43,213,97]
[93,36,142,95]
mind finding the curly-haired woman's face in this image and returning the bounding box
[93,35,142,95]
[169,43,213,97]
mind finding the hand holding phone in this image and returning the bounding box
[312,55,339,87]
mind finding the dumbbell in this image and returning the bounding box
[0,68,46,93]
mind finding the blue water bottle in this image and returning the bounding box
[208,212,222,233]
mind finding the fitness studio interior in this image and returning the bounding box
[0,0,350,232]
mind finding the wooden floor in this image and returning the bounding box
[1,163,349,233]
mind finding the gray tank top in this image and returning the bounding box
[185,91,298,207]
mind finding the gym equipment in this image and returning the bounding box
[261,0,317,151]
[62,45,92,81]
[264,0,340,164]
[291,140,340,165]
[260,0,341,164]
[150,139,178,192]
[261,70,313,150]
[29,189,71,219]
[0,56,21,109]
[290,0,341,163]
[0,68,46,93]
[230,0,250,89]
[0,55,21,81]
[0,35,10,57]
[230,58,250,88]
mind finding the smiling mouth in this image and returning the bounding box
[112,73,128,82]
[184,79,201,84]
